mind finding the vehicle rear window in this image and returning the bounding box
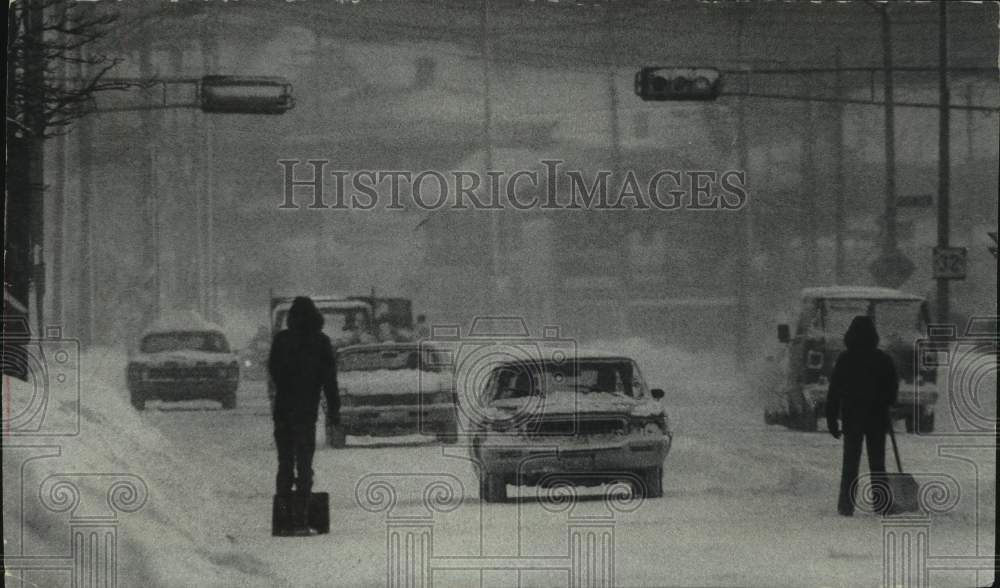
[140,331,230,353]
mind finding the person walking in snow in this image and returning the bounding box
[268,296,340,533]
[825,315,899,516]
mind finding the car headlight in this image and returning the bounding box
[127,363,146,380]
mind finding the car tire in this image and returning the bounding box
[436,422,459,444]
[220,392,236,410]
[327,424,347,449]
[130,390,146,411]
[917,412,934,434]
[479,472,507,503]
[634,466,663,499]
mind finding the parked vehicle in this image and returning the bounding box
[324,342,457,448]
[766,286,939,432]
[126,312,239,410]
[467,350,672,502]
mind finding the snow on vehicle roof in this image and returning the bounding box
[800,286,924,301]
[489,348,633,367]
[141,310,226,336]
[272,298,370,312]
[338,341,432,353]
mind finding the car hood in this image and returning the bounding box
[131,350,236,365]
[486,391,663,419]
[339,369,452,396]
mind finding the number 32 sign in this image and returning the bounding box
[933,246,967,280]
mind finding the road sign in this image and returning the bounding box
[896,194,934,208]
[932,246,967,280]
[870,250,915,288]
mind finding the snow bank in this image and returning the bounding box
[3,348,278,587]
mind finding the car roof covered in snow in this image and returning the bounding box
[489,348,634,368]
[272,298,370,312]
[800,286,924,301]
[141,310,226,336]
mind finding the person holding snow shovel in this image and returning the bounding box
[825,315,899,517]
[268,296,340,535]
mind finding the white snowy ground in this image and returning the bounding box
[3,342,995,588]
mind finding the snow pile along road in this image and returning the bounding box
[3,348,282,588]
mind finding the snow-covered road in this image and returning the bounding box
[4,346,995,587]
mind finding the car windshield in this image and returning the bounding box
[339,347,443,372]
[274,307,372,341]
[873,300,925,340]
[491,359,642,400]
[823,299,870,336]
[822,298,924,341]
[141,331,229,353]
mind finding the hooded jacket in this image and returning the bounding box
[825,315,899,433]
[268,297,340,425]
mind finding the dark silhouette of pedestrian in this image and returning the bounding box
[268,296,340,533]
[825,315,899,516]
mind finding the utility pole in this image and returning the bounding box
[936,0,951,322]
[833,48,846,284]
[802,77,818,286]
[25,0,46,335]
[78,108,94,348]
[880,5,898,261]
[481,0,498,310]
[606,1,628,338]
[50,1,70,329]
[139,38,160,324]
[734,4,752,373]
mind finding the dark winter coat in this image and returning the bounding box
[825,316,899,433]
[268,297,340,426]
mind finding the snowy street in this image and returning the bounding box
[6,345,990,588]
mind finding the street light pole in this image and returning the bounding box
[936,0,951,323]
[880,5,898,261]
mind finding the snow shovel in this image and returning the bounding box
[885,423,919,514]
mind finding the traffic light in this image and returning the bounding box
[199,76,294,114]
[635,67,722,101]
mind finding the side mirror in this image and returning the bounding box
[650,388,665,400]
[777,324,791,344]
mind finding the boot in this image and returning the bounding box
[291,495,315,536]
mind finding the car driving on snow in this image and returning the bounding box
[468,350,672,502]
[125,313,240,410]
[765,286,939,432]
[324,342,458,448]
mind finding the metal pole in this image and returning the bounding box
[605,2,627,338]
[481,0,498,309]
[936,1,951,323]
[880,5,898,261]
[139,40,160,322]
[802,77,818,285]
[26,0,46,335]
[734,5,751,373]
[833,48,846,284]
